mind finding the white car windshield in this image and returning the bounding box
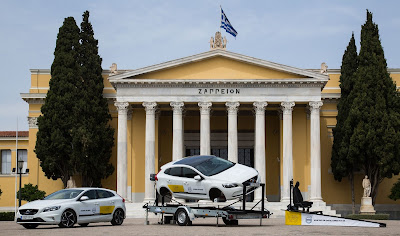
[44,189,84,200]
[176,156,235,176]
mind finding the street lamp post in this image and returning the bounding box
[17,157,24,207]
[13,152,29,208]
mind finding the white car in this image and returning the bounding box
[155,155,260,201]
[16,188,125,229]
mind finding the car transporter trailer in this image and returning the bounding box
[143,182,271,226]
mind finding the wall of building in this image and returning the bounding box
[0,138,29,208]
[6,65,398,208]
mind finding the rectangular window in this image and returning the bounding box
[1,150,12,174]
[17,149,28,173]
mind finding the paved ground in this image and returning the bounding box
[0,218,398,236]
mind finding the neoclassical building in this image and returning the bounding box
[1,38,399,216]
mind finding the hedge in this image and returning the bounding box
[0,212,15,221]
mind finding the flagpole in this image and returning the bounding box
[219,5,222,34]
[14,117,18,218]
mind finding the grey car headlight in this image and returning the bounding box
[43,206,61,212]
[222,183,239,188]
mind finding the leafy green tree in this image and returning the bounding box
[72,11,114,187]
[16,184,46,202]
[389,179,400,201]
[35,17,81,187]
[346,10,400,204]
[331,33,358,214]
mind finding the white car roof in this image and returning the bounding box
[160,155,220,169]
[65,187,116,192]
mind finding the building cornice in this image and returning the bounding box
[322,93,340,100]
[30,69,133,76]
[0,137,29,141]
[306,68,400,74]
[112,78,327,89]
[20,93,116,104]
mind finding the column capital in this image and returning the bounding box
[170,102,185,115]
[114,102,130,114]
[281,101,295,115]
[226,102,240,115]
[27,117,38,129]
[143,102,158,115]
[198,102,212,115]
[253,101,268,115]
[309,101,323,112]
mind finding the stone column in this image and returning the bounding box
[309,101,323,202]
[281,101,295,202]
[226,102,240,163]
[198,102,212,155]
[171,102,185,161]
[143,102,158,203]
[253,102,268,201]
[114,101,130,200]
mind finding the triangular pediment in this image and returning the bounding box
[109,49,327,81]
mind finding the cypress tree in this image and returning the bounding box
[35,17,81,187]
[72,11,114,187]
[346,10,400,204]
[331,33,358,213]
[389,178,400,201]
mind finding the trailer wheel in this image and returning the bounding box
[175,209,190,226]
[222,218,238,226]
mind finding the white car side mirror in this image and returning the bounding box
[194,175,202,181]
[80,196,89,201]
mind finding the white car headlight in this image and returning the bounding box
[43,206,61,212]
[222,183,239,188]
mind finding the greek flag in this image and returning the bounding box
[220,8,238,37]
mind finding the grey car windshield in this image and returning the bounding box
[190,156,235,176]
[44,189,84,200]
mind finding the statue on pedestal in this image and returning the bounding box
[320,62,328,74]
[360,175,375,215]
[109,63,118,76]
[362,175,371,197]
[66,176,77,189]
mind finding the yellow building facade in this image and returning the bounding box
[0,132,29,210]
[1,47,399,216]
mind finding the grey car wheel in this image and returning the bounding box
[176,209,191,226]
[111,208,125,225]
[58,209,76,228]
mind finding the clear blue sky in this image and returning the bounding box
[1,0,399,131]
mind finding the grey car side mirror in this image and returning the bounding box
[80,196,89,201]
[194,175,202,181]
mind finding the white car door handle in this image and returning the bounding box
[110,201,115,204]
[167,180,171,183]
[184,182,188,185]
[94,203,99,205]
